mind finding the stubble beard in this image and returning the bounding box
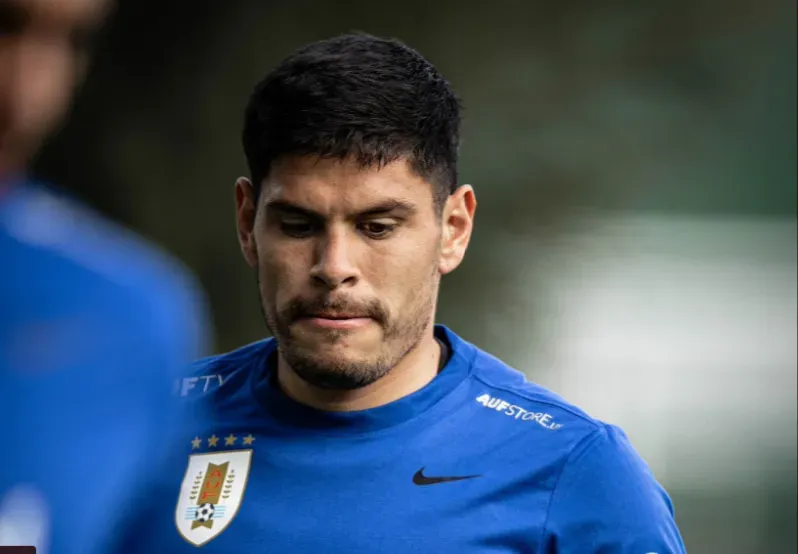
[257,271,439,391]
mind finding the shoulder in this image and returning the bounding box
[447,332,684,549]
[5,183,201,296]
[4,183,212,357]
[465,339,664,487]
[449,327,603,440]
[540,423,686,550]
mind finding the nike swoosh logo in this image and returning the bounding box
[412,467,481,486]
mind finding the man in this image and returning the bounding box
[119,33,686,553]
[0,1,211,553]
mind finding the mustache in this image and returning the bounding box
[281,296,387,324]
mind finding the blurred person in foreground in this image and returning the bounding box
[0,1,211,553]
[116,34,686,553]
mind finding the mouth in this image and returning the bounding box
[296,313,373,330]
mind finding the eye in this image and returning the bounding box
[279,218,316,238]
[359,221,397,239]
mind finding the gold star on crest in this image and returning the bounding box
[242,434,255,445]
[191,436,202,449]
[208,434,219,447]
[224,433,238,446]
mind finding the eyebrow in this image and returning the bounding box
[264,199,418,219]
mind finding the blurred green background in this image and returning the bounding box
[33,0,797,551]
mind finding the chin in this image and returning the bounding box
[289,351,389,390]
[280,336,392,387]
[300,344,376,368]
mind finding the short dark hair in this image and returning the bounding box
[242,33,461,209]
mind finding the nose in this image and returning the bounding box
[309,229,360,290]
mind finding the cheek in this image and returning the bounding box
[257,241,309,302]
[365,238,439,302]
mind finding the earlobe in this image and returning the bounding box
[234,177,259,267]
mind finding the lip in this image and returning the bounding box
[297,316,373,330]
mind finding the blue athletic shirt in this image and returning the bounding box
[114,325,686,553]
[0,181,212,554]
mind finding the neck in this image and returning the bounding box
[277,329,442,412]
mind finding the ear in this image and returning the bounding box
[234,177,259,268]
[438,185,477,275]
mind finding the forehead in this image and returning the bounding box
[262,156,436,214]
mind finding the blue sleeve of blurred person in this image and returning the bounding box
[0,181,213,554]
[540,424,687,554]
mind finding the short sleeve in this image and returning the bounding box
[541,424,687,553]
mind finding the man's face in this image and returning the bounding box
[0,0,109,177]
[235,156,475,390]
